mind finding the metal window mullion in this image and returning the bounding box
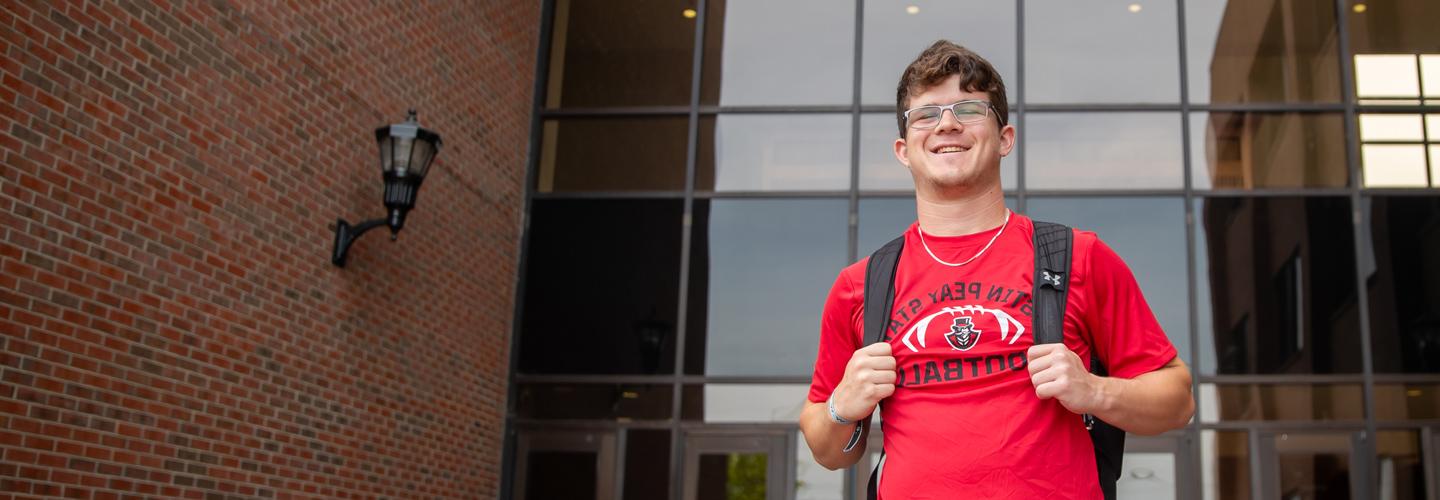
[671,1,709,497]
[1418,55,1435,187]
[845,4,865,499]
[1015,0,1026,213]
[499,0,560,497]
[1333,0,1380,496]
[1175,0,1202,496]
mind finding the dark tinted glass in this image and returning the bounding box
[1274,433,1353,500]
[515,384,673,420]
[519,199,682,374]
[1363,196,1440,373]
[545,0,695,107]
[1190,112,1349,190]
[685,199,848,375]
[624,430,671,500]
[525,451,596,500]
[1186,0,1342,104]
[699,0,853,106]
[1194,197,1362,375]
[1202,431,1252,500]
[1376,431,1427,500]
[538,118,689,192]
[1375,384,1440,420]
[1200,383,1364,422]
[1024,197,1191,364]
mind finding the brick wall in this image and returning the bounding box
[0,0,536,497]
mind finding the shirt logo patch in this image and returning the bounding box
[945,317,982,351]
[901,305,1025,353]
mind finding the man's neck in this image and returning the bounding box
[915,188,1009,237]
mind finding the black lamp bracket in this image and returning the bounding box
[331,217,393,267]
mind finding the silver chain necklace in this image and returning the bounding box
[916,210,1011,267]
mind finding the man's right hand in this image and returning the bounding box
[832,342,896,422]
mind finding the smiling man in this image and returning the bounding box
[798,41,1195,499]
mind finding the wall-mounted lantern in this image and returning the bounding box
[331,109,442,267]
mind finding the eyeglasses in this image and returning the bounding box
[902,100,999,130]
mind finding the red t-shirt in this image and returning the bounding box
[808,214,1177,499]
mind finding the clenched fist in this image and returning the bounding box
[831,342,896,423]
[1027,344,1106,415]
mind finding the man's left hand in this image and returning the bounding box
[1026,344,1106,415]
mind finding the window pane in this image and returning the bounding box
[1363,197,1440,373]
[545,0,695,108]
[525,451,597,500]
[681,384,807,422]
[1197,383,1364,422]
[1356,54,1422,101]
[520,199,681,374]
[1026,113,1184,190]
[1272,433,1353,500]
[860,0,1016,105]
[686,199,848,375]
[1190,112,1349,190]
[1024,197,1191,365]
[1185,0,1341,104]
[697,114,851,192]
[795,430,845,500]
[516,384,673,420]
[1202,430,1251,500]
[1347,0,1440,104]
[1360,114,1426,141]
[624,430,671,500]
[538,118,689,192]
[697,453,767,500]
[1376,431,1427,500]
[1025,0,1180,103]
[700,0,854,106]
[1375,384,1440,420]
[858,113,1016,192]
[1363,144,1431,188]
[1194,197,1362,375]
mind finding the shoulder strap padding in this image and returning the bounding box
[863,236,905,346]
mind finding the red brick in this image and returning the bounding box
[0,1,531,497]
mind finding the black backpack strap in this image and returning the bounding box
[860,236,903,500]
[1032,220,1123,500]
[863,236,905,346]
[1031,221,1072,345]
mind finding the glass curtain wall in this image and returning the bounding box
[510,0,1440,499]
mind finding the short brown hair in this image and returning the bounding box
[895,40,1009,137]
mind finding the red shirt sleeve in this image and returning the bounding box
[806,263,865,403]
[1074,234,1178,379]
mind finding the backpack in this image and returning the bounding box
[857,220,1124,500]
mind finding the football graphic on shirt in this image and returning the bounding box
[900,305,1026,353]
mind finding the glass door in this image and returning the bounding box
[683,432,790,500]
[514,429,618,500]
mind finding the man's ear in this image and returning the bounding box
[999,124,1016,157]
[893,137,911,168]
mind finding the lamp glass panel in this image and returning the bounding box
[392,136,415,175]
[409,138,436,178]
[378,135,393,173]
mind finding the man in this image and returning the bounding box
[798,40,1195,499]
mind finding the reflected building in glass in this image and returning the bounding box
[505,1,1440,499]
